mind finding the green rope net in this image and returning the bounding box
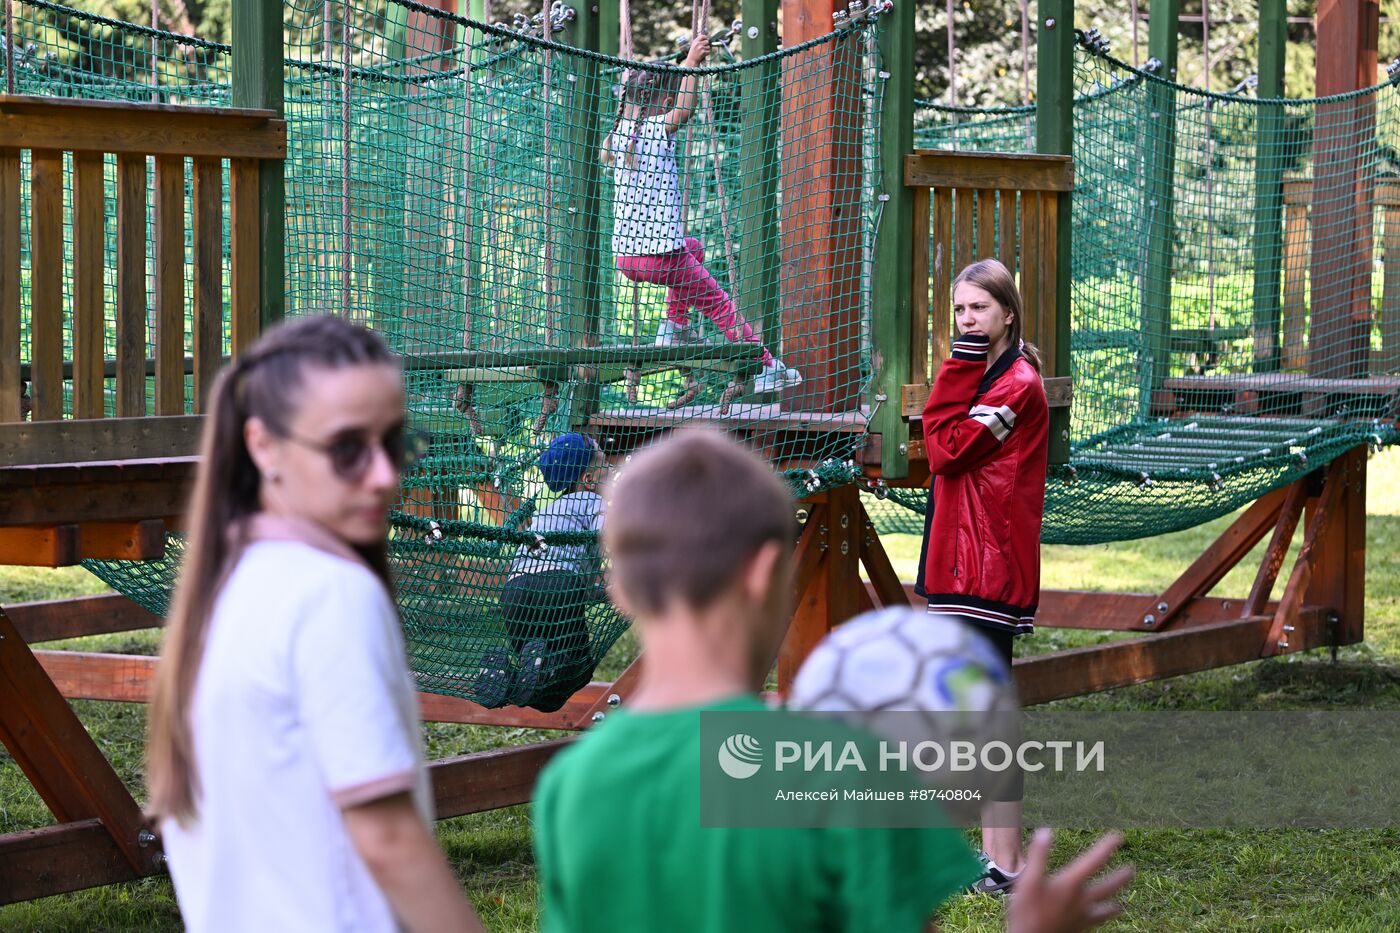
[3,0,885,708]
[867,43,1399,542]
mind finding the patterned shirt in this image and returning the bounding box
[607,115,686,256]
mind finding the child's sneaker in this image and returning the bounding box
[474,647,514,708]
[655,320,703,347]
[753,358,803,393]
[513,639,550,706]
[965,856,1021,896]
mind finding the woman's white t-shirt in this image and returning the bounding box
[607,115,686,256]
[161,540,431,933]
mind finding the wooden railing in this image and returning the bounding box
[1281,176,1400,374]
[901,150,1074,419]
[0,95,286,426]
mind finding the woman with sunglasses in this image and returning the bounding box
[147,317,483,933]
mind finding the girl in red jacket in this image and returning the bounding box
[915,257,1049,895]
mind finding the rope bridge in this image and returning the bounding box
[1,0,886,706]
[867,42,1400,544]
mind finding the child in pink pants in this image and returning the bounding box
[602,35,802,394]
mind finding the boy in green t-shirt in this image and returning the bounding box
[532,428,1131,933]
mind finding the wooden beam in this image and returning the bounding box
[0,95,286,159]
[191,158,224,413]
[1014,609,1332,706]
[570,656,643,729]
[229,158,262,355]
[0,522,163,566]
[778,486,862,690]
[6,595,160,644]
[0,415,204,466]
[0,525,79,566]
[904,152,1074,192]
[1243,480,1308,617]
[430,739,573,819]
[71,151,106,421]
[1309,0,1379,380]
[1305,446,1367,646]
[779,0,863,413]
[1142,485,1289,630]
[0,461,196,525]
[29,150,63,421]
[0,146,18,424]
[34,649,622,732]
[0,819,146,906]
[154,155,186,416]
[115,154,148,418]
[1252,0,1288,372]
[0,611,153,875]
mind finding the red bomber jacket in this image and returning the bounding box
[913,335,1049,635]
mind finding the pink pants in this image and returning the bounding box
[617,237,773,365]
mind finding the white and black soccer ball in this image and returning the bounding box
[789,607,1021,813]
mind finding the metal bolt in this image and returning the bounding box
[747,25,759,38]
[839,540,850,555]
[878,70,890,80]
[898,443,908,455]
[1282,625,1295,633]
[840,514,850,529]
[1044,17,1056,28]
[1278,639,1289,650]
[138,829,157,847]
[878,193,890,202]
[152,852,168,870]
[795,508,810,524]
[1061,429,1070,442]
[1156,602,1168,612]
[591,711,606,723]
[1142,614,1155,626]
[607,693,621,707]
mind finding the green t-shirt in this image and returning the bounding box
[533,694,981,933]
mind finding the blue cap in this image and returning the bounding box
[539,433,598,492]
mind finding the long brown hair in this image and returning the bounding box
[952,258,1044,373]
[147,316,398,826]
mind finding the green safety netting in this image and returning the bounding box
[2,0,885,707]
[867,41,1400,541]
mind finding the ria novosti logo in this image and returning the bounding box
[717,733,763,779]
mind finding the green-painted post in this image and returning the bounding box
[1252,0,1287,372]
[464,0,489,351]
[382,4,410,343]
[231,0,285,327]
[1140,0,1180,415]
[868,0,914,477]
[734,0,780,394]
[599,0,620,58]
[564,0,606,423]
[1036,0,1073,465]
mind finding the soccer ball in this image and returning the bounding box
[788,607,1021,816]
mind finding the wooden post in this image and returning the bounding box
[778,0,863,413]
[231,0,285,328]
[1309,0,1378,381]
[1304,446,1367,646]
[1036,0,1073,464]
[737,0,781,385]
[563,0,605,424]
[1252,0,1287,372]
[776,486,863,690]
[1140,0,1180,415]
[869,0,914,477]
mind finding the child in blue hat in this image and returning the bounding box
[490,433,606,711]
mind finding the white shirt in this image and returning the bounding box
[161,540,431,933]
[607,115,686,256]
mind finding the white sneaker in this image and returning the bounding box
[753,358,803,393]
[655,320,703,346]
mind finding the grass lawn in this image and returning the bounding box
[2,449,1398,931]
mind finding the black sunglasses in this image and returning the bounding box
[282,425,431,483]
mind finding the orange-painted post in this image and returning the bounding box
[777,0,863,413]
[1308,0,1379,380]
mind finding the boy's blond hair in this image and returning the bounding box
[604,428,796,616]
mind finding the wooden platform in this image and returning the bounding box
[590,403,870,464]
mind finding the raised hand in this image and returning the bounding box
[1005,829,1135,933]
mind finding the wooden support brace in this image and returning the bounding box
[430,739,573,819]
[1141,484,1289,630]
[0,520,166,567]
[1242,480,1308,618]
[571,655,643,730]
[0,611,154,878]
[5,595,160,644]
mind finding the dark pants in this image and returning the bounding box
[946,611,1024,803]
[500,571,595,712]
